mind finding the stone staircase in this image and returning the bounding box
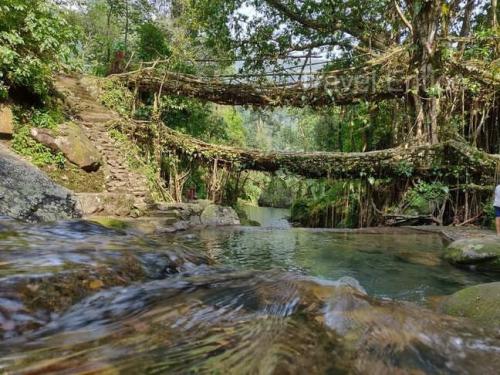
[54,75,151,211]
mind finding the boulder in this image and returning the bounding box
[30,123,102,172]
[443,237,500,271]
[75,193,136,217]
[0,104,14,137]
[200,204,240,226]
[0,145,80,222]
[440,282,500,328]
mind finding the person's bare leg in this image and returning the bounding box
[496,217,500,235]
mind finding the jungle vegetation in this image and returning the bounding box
[0,0,499,227]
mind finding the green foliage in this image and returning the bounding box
[181,0,392,71]
[407,181,449,203]
[99,79,135,116]
[137,22,171,61]
[160,97,246,146]
[403,181,449,215]
[30,108,64,129]
[0,0,75,99]
[291,179,362,228]
[67,0,154,74]
[279,102,396,154]
[464,28,499,61]
[396,160,414,177]
[258,175,295,208]
[482,203,496,228]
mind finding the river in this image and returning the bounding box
[0,208,498,374]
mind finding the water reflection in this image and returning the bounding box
[243,205,291,228]
[184,227,495,302]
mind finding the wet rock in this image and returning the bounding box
[0,145,80,222]
[0,104,14,138]
[31,122,102,172]
[0,235,212,339]
[4,271,500,375]
[76,193,136,217]
[143,201,239,232]
[200,204,240,226]
[19,253,146,313]
[440,282,500,328]
[444,237,500,271]
[88,216,129,230]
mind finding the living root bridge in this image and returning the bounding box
[160,127,500,182]
[111,69,404,107]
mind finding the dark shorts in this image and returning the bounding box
[495,206,500,218]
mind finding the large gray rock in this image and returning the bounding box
[443,237,500,272]
[30,122,102,172]
[0,145,80,222]
[75,193,137,217]
[200,204,240,226]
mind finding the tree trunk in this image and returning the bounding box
[492,0,498,28]
[106,6,113,64]
[408,0,442,144]
[124,0,129,55]
[458,0,475,53]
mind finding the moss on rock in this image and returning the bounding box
[440,282,500,328]
[443,237,500,272]
[89,216,130,230]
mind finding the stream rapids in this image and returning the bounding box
[0,208,499,374]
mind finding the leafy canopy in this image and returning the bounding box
[0,0,75,99]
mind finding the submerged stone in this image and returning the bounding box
[444,237,500,271]
[3,270,499,375]
[440,282,500,328]
[89,216,129,230]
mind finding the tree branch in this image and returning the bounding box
[394,0,413,34]
[263,0,388,51]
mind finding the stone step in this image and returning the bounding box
[78,113,116,123]
[146,211,181,222]
[56,76,154,205]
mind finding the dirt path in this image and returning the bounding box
[54,75,151,208]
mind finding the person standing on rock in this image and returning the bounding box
[494,184,500,235]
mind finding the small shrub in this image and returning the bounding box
[99,80,134,116]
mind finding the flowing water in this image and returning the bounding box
[0,209,499,374]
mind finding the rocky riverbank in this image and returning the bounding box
[89,200,240,235]
[0,142,239,231]
[1,143,498,334]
